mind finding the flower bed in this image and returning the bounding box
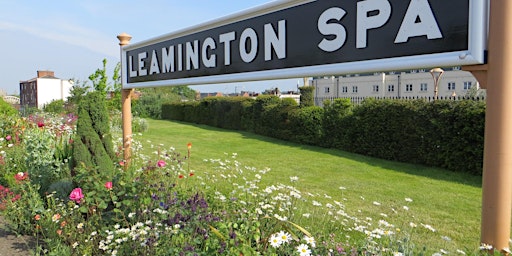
[0,113,503,255]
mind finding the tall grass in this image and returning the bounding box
[140,119,486,253]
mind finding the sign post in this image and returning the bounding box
[117,33,133,167]
[478,0,512,253]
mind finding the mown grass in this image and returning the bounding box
[139,118,484,253]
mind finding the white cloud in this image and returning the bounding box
[0,20,117,57]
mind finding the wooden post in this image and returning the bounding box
[464,0,512,253]
[117,33,133,167]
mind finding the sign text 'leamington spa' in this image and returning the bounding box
[126,0,470,83]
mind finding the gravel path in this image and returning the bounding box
[0,216,36,255]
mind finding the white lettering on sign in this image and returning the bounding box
[357,0,391,49]
[395,0,443,43]
[177,44,183,71]
[128,0,448,79]
[264,20,287,61]
[317,0,443,52]
[240,28,258,63]
[186,40,199,70]
[219,32,236,66]
[138,52,147,76]
[149,50,160,75]
[129,20,287,77]
[129,56,137,77]
[162,46,175,73]
[317,7,347,52]
[202,37,216,68]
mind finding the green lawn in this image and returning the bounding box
[139,118,485,253]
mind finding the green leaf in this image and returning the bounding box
[208,225,225,241]
[98,201,107,210]
[122,200,132,207]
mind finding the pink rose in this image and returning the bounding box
[69,188,84,204]
[157,160,166,168]
[105,181,113,190]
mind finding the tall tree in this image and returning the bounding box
[72,91,116,173]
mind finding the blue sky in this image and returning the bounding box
[0,0,302,95]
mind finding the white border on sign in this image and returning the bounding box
[121,0,488,89]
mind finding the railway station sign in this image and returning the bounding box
[121,0,487,88]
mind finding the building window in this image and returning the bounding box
[352,86,358,93]
[388,85,395,92]
[448,82,456,90]
[405,84,413,92]
[464,81,472,90]
[420,83,428,92]
[342,86,348,93]
[324,87,330,93]
[372,85,379,92]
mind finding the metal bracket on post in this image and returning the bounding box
[462,64,488,89]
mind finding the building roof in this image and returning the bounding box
[20,71,60,83]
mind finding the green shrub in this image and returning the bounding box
[418,100,485,175]
[24,127,72,195]
[257,97,298,139]
[72,91,116,174]
[322,98,353,148]
[299,86,314,107]
[0,97,18,116]
[110,110,149,133]
[159,94,485,175]
[46,179,74,200]
[44,99,65,114]
[288,106,324,145]
[348,99,426,162]
[251,95,282,135]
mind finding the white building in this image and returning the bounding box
[19,71,73,109]
[312,67,483,106]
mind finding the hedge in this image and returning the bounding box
[161,97,485,175]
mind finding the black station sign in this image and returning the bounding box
[121,0,487,88]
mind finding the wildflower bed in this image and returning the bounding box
[0,113,501,255]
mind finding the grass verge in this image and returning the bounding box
[140,119,484,253]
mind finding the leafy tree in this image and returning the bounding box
[66,80,90,114]
[108,62,122,111]
[464,86,486,98]
[88,59,123,111]
[133,86,196,119]
[89,59,108,95]
[168,85,197,100]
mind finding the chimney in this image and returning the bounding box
[37,70,55,78]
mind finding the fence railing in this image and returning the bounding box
[315,95,486,106]
[2,96,20,104]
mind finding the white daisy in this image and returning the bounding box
[296,244,311,256]
[269,234,282,248]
